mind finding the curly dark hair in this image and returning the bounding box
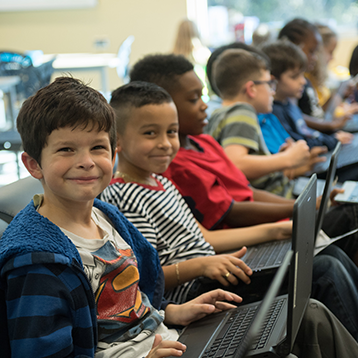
[110,81,173,135]
[130,54,194,94]
[17,76,116,165]
[278,18,318,45]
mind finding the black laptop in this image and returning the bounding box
[243,143,340,274]
[175,175,316,358]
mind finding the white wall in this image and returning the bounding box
[0,0,187,91]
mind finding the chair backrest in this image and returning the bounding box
[0,51,54,99]
[0,176,43,223]
[0,130,22,151]
[0,176,42,357]
[116,35,135,83]
[0,217,8,237]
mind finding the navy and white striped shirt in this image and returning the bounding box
[101,174,215,303]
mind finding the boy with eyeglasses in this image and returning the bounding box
[205,48,315,197]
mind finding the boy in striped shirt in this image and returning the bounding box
[101,81,294,304]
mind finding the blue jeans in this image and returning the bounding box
[312,244,358,341]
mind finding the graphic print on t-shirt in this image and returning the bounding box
[92,241,150,324]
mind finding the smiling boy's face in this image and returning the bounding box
[117,102,180,176]
[23,125,113,207]
[169,70,208,137]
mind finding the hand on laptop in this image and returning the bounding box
[146,334,187,358]
[199,247,252,286]
[315,187,344,210]
[270,220,293,240]
[281,139,311,168]
[284,145,327,179]
[164,289,242,327]
[331,112,353,130]
[334,130,354,144]
[329,187,345,206]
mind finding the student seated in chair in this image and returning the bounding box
[0,76,244,358]
[102,81,294,304]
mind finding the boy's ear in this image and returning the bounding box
[21,152,43,180]
[245,81,256,99]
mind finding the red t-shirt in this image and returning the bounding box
[162,134,254,229]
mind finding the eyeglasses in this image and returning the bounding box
[252,79,277,91]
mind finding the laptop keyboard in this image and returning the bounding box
[202,298,285,358]
[243,241,291,271]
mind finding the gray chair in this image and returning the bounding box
[0,217,8,237]
[0,175,43,223]
[0,129,23,178]
[0,176,42,357]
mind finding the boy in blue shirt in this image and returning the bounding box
[0,76,243,358]
[261,39,358,183]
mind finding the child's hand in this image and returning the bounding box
[199,247,252,286]
[270,221,293,240]
[283,140,310,168]
[334,130,354,144]
[278,138,295,152]
[316,188,344,210]
[164,290,242,326]
[306,146,328,169]
[146,335,187,358]
[284,146,327,179]
[347,102,358,114]
[329,188,345,206]
[331,112,352,130]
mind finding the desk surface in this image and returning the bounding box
[42,53,119,71]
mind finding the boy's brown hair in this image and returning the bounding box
[213,48,270,100]
[261,40,307,79]
[17,76,116,165]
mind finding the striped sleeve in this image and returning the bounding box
[102,178,215,266]
[218,114,260,151]
[3,254,96,357]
